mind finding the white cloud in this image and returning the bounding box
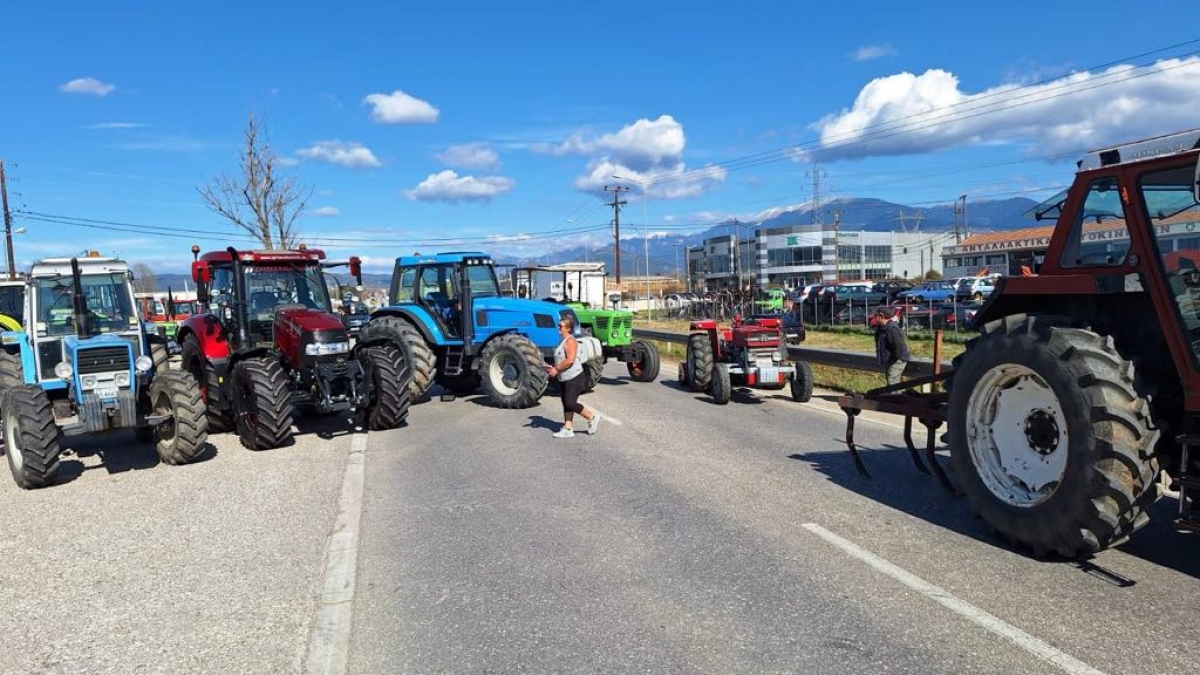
[534,115,725,199]
[404,170,515,203]
[60,77,116,96]
[83,122,150,130]
[363,90,439,124]
[277,156,300,167]
[310,206,340,218]
[437,142,500,170]
[296,140,382,169]
[812,56,1200,161]
[851,45,896,62]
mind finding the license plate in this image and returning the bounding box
[95,387,119,399]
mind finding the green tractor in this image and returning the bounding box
[512,263,660,389]
[753,287,788,314]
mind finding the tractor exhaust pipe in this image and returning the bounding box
[227,246,251,347]
[70,257,89,338]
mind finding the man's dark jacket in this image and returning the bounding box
[875,320,910,365]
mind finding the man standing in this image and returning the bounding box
[874,306,909,386]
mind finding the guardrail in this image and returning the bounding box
[632,328,950,378]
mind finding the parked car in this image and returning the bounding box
[955,275,1000,301]
[833,304,874,326]
[904,301,984,330]
[342,303,370,335]
[872,280,915,303]
[897,282,956,303]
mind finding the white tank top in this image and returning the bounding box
[554,336,584,382]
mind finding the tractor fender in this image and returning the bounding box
[177,314,231,361]
[1,330,35,381]
[370,306,446,345]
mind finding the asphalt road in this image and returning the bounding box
[2,360,1198,674]
[351,360,1200,675]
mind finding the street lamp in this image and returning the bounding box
[612,174,652,321]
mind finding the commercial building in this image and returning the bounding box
[686,223,956,292]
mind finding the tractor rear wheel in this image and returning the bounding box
[356,342,410,431]
[947,314,1159,557]
[709,363,732,404]
[686,333,714,393]
[626,340,660,382]
[147,369,208,465]
[181,335,234,433]
[0,350,23,388]
[362,316,435,403]
[1,385,61,489]
[791,361,814,403]
[479,334,548,409]
[230,357,295,451]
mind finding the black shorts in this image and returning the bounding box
[560,373,586,414]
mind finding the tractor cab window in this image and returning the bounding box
[391,267,416,303]
[1060,177,1132,268]
[1140,164,1200,362]
[34,273,135,337]
[243,264,332,320]
[415,265,462,335]
[0,285,24,325]
[465,264,500,298]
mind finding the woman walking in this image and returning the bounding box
[546,316,600,438]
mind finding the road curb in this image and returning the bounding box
[305,432,369,675]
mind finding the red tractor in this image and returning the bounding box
[678,316,813,404]
[177,246,410,450]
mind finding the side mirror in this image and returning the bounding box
[349,256,362,280]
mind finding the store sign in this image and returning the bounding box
[951,220,1197,255]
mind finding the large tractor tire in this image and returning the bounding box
[362,316,436,402]
[145,369,208,465]
[583,361,603,392]
[1,385,61,489]
[0,350,24,388]
[947,314,1159,558]
[151,342,170,372]
[790,361,814,403]
[626,340,660,382]
[709,363,732,405]
[478,334,548,409]
[356,342,410,431]
[686,333,714,393]
[181,335,235,433]
[230,357,295,451]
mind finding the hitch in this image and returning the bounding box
[837,370,958,495]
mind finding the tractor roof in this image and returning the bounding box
[199,248,326,264]
[396,251,492,266]
[1078,127,1200,171]
[30,256,129,277]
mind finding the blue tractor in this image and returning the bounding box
[362,252,599,408]
[0,255,207,489]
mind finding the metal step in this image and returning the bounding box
[1173,516,1200,534]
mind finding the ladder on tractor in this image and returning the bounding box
[443,345,466,377]
[1176,434,1200,533]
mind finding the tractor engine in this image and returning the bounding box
[273,307,358,413]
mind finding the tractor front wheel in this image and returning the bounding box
[686,333,714,393]
[1,385,61,489]
[947,314,1159,557]
[146,369,208,465]
[231,357,295,451]
[356,343,410,431]
[626,340,660,382]
[0,350,24,389]
[151,342,170,372]
[361,316,435,402]
[479,334,548,409]
[791,361,814,403]
[181,335,234,433]
[709,363,732,404]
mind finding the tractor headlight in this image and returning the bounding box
[135,355,154,372]
[54,362,73,379]
[114,372,131,387]
[306,341,349,356]
[81,375,97,390]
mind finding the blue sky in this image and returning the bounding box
[2,1,1198,272]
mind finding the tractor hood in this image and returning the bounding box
[275,306,347,336]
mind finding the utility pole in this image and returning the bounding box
[604,185,628,284]
[960,194,969,240]
[832,210,841,282]
[808,163,826,226]
[952,197,963,243]
[1,160,15,280]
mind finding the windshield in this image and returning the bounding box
[243,264,332,317]
[0,285,24,321]
[467,264,500,297]
[35,272,136,337]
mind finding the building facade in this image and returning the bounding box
[686,223,955,292]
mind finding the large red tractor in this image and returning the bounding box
[679,316,813,404]
[177,246,410,450]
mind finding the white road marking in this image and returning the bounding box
[583,404,623,426]
[306,432,369,675]
[801,523,1107,675]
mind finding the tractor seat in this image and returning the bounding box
[424,291,451,313]
[251,291,278,315]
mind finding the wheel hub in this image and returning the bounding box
[966,364,1069,506]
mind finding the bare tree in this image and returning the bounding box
[131,262,157,293]
[199,113,309,249]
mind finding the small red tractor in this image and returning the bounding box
[678,316,813,404]
[177,246,410,450]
